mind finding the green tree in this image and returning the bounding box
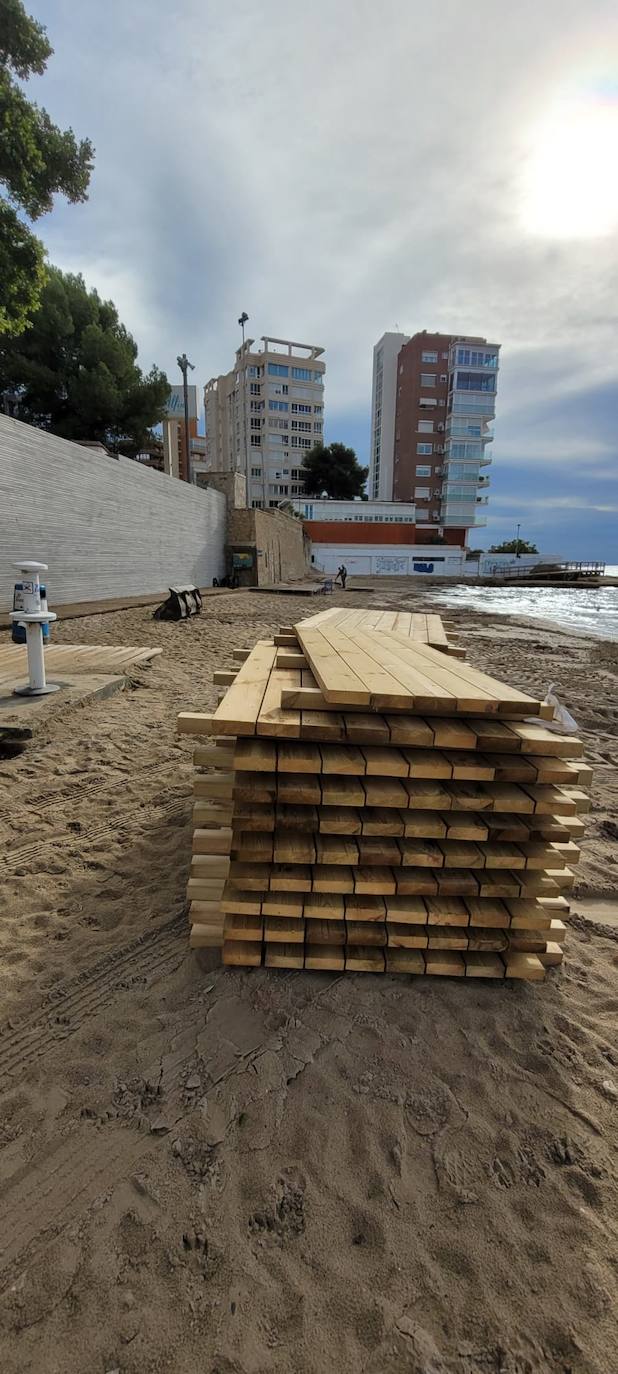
[0,0,94,334]
[489,539,538,554]
[301,442,368,500]
[0,266,170,452]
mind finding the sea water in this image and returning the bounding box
[425,568,618,641]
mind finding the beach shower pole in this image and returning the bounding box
[516,523,521,558]
[10,561,58,695]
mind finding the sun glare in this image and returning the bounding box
[521,96,618,240]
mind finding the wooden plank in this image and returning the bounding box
[384,895,427,923]
[192,803,233,828]
[304,944,345,971]
[537,943,565,967]
[305,918,346,946]
[234,739,277,772]
[362,746,408,776]
[425,952,466,976]
[443,814,489,841]
[300,708,347,741]
[273,831,317,864]
[190,923,224,949]
[319,744,367,775]
[189,854,230,876]
[234,773,278,804]
[262,891,305,917]
[256,668,302,738]
[465,897,510,927]
[502,953,545,981]
[213,669,237,685]
[427,926,468,949]
[177,711,215,737]
[403,779,454,810]
[402,748,452,778]
[192,827,232,855]
[194,774,235,801]
[386,923,428,948]
[321,775,366,807]
[384,716,435,748]
[224,913,263,941]
[465,719,520,752]
[318,805,362,835]
[345,946,385,972]
[345,893,386,921]
[346,921,387,947]
[193,744,235,768]
[212,640,276,736]
[400,811,447,838]
[222,940,262,966]
[278,773,322,805]
[401,839,446,868]
[276,803,318,830]
[278,741,321,772]
[386,949,425,974]
[221,886,262,915]
[355,865,397,894]
[358,835,402,866]
[396,868,439,895]
[228,862,270,890]
[313,865,355,892]
[439,840,485,868]
[316,835,360,866]
[295,625,371,705]
[442,750,494,781]
[435,870,479,896]
[344,712,391,745]
[465,953,505,978]
[304,891,345,918]
[264,916,305,943]
[362,807,407,836]
[276,651,306,669]
[365,630,544,715]
[265,943,304,969]
[270,864,312,892]
[507,723,583,757]
[467,927,509,952]
[424,897,470,927]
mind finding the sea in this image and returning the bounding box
[425,567,618,642]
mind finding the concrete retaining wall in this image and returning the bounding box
[0,415,226,608]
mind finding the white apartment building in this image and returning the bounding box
[369,331,408,501]
[204,336,325,509]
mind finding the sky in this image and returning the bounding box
[23,0,618,558]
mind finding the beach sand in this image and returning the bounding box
[0,589,616,1373]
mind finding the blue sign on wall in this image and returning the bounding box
[413,562,434,573]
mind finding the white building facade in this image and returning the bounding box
[204,336,325,509]
[442,339,499,529]
[369,332,408,501]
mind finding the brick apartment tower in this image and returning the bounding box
[370,331,500,547]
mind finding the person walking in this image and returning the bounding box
[335,563,348,590]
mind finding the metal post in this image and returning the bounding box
[516,522,521,558]
[10,560,58,696]
[177,353,195,484]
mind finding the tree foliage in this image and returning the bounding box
[0,0,94,333]
[0,267,170,452]
[301,442,368,500]
[489,539,538,554]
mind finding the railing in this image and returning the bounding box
[487,560,606,580]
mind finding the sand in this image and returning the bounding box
[0,588,616,1374]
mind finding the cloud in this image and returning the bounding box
[22,1,618,557]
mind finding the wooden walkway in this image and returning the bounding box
[0,643,161,689]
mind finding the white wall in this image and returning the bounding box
[310,543,466,577]
[0,415,226,607]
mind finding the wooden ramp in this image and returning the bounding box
[177,612,590,983]
[0,643,161,689]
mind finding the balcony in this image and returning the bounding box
[478,475,491,487]
[441,513,487,528]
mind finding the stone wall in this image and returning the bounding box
[227,507,310,586]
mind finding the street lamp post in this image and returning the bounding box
[516,522,521,558]
[177,353,195,483]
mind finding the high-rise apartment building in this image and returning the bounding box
[369,332,408,501]
[369,330,500,543]
[204,336,325,509]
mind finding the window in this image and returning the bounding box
[291,483,305,495]
[268,363,289,377]
[313,422,323,434]
[314,371,323,383]
[455,371,496,393]
[250,434,261,445]
[247,365,260,378]
[291,402,312,414]
[441,351,449,360]
[417,419,433,433]
[417,442,433,455]
[419,397,437,408]
[251,466,262,477]
[250,400,263,411]
[269,400,289,412]
[440,374,447,382]
[420,373,436,386]
[292,366,311,381]
[449,442,481,460]
[269,500,278,507]
[415,487,431,499]
[456,348,498,368]
[250,417,262,429]
[416,465,431,477]
[421,350,438,363]
[314,404,323,415]
[250,382,261,395]
[292,420,312,432]
[252,499,263,508]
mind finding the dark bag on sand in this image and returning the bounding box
[153,586,202,621]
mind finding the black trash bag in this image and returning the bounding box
[153,586,202,621]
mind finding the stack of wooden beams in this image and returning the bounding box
[178,610,591,982]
